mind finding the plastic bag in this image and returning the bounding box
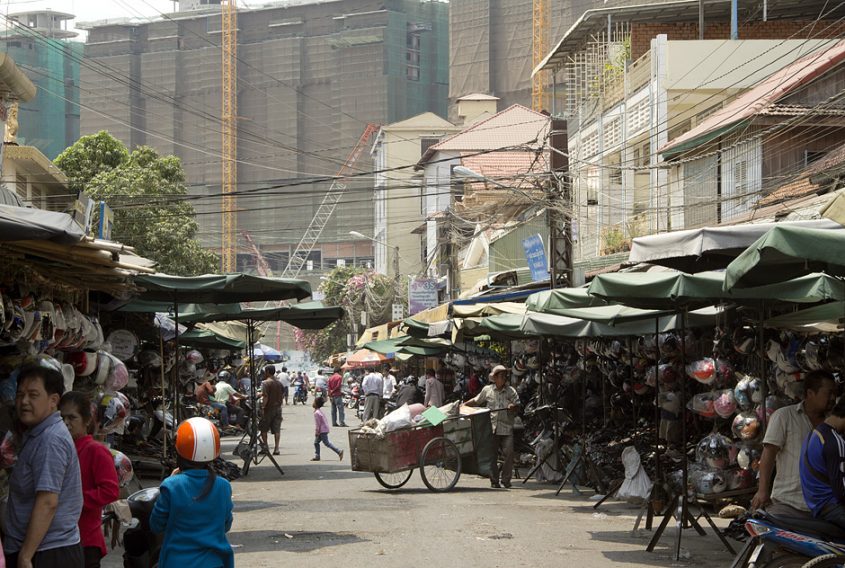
[615,446,653,503]
[686,357,716,385]
[381,403,413,433]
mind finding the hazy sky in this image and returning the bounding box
[0,0,180,37]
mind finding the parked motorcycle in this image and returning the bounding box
[731,509,845,568]
[345,383,361,409]
[120,487,162,568]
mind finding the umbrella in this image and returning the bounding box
[179,301,344,330]
[628,219,842,272]
[181,329,246,349]
[345,349,389,368]
[134,273,312,304]
[724,225,845,289]
[765,301,845,333]
[254,343,282,361]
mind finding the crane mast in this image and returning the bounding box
[532,0,548,111]
[221,0,238,272]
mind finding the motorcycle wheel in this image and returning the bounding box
[374,470,413,490]
[760,553,814,568]
[801,555,845,568]
[347,399,356,409]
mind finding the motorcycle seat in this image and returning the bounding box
[759,507,845,542]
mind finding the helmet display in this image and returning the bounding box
[175,417,221,463]
[97,392,129,435]
[732,411,761,441]
[185,350,204,364]
[658,391,682,415]
[713,389,737,419]
[111,449,135,487]
[689,392,717,419]
[686,358,716,385]
[696,433,733,469]
[725,468,754,490]
[695,470,727,495]
[734,375,762,410]
[736,444,763,471]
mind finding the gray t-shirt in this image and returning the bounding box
[763,402,813,511]
[5,411,83,553]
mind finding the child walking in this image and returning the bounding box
[312,397,344,461]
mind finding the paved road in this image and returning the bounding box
[104,402,740,567]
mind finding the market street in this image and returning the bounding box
[105,403,738,568]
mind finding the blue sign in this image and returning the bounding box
[522,234,548,282]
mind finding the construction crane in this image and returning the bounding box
[532,0,549,112]
[280,123,380,278]
[221,0,238,272]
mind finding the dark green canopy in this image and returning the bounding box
[765,301,845,332]
[116,300,243,317]
[363,336,448,357]
[588,270,845,309]
[521,306,723,337]
[402,317,433,338]
[181,301,344,329]
[524,286,607,312]
[724,225,845,289]
[180,328,246,349]
[134,273,312,304]
[476,313,530,339]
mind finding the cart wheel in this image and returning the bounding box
[419,437,461,492]
[374,470,413,490]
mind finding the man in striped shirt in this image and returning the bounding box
[800,396,845,529]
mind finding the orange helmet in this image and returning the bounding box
[175,417,220,463]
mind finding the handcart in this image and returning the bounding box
[348,409,495,492]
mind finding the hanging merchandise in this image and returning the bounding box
[731,411,761,441]
[696,433,734,469]
[688,391,718,419]
[736,444,763,471]
[98,392,130,435]
[713,389,737,419]
[686,357,716,385]
[106,329,139,362]
[734,374,763,410]
[691,468,727,495]
[111,449,135,487]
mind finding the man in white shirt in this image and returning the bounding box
[424,368,444,408]
[382,366,397,400]
[361,368,384,421]
[276,367,291,405]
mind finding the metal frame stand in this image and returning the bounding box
[239,319,284,478]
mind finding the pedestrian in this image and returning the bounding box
[311,398,343,462]
[423,368,444,408]
[5,364,84,567]
[800,396,845,528]
[361,367,383,421]
[277,367,291,405]
[59,391,120,568]
[395,376,423,406]
[259,365,284,455]
[150,417,234,568]
[327,367,347,427]
[212,371,246,430]
[464,365,519,488]
[382,366,397,404]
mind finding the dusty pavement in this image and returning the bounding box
[104,403,742,567]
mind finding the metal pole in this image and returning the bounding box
[698,0,704,39]
[730,0,738,40]
[393,245,400,281]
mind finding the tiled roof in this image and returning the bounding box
[662,40,845,154]
[758,140,845,207]
[420,104,550,163]
[460,151,549,181]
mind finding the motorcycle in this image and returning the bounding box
[345,383,361,409]
[293,382,308,405]
[119,487,162,568]
[731,509,845,568]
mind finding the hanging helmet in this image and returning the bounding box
[765,339,784,363]
[658,363,679,385]
[696,433,733,469]
[713,389,737,419]
[110,449,135,487]
[68,350,98,377]
[175,417,220,463]
[689,392,717,419]
[732,326,756,355]
[715,358,735,385]
[756,396,784,422]
[185,350,204,364]
[686,358,716,385]
[658,333,682,359]
[696,470,727,495]
[734,376,753,410]
[658,391,682,415]
[736,444,763,471]
[726,468,754,491]
[97,392,128,435]
[732,411,761,441]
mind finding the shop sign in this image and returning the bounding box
[522,233,548,282]
[408,277,438,315]
[98,201,114,240]
[392,303,404,321]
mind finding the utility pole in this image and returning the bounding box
[392,245,400,282]
[548,119,572,289]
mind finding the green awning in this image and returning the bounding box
[116,300,242,318]
[521,306,724,337]
[476,313,530,339]
[765,301,845,332]
[402,317,433,338]
[180,328,246,349]
[181,301,344,329]
[589,270,845,309]
[724,225,845,289]
[135,273,312,304]
[524,286,606,312]
[545,304,674,324]
[363,336,447,357]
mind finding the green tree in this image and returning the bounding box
[55,132,218,276]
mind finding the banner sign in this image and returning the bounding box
[522,233,548,282]
[408,277,438,315]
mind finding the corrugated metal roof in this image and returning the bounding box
[662,40,845,155]
[419,105,550,164]
[758,140,845,206]
[460,151,548,180]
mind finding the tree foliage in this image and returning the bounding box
[294,266,407,363]
[55,131,218,276]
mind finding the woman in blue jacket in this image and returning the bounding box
[150,417,234,568]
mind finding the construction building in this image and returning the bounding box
[78,0,449,275]
[1,10,81,160]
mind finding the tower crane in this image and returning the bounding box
[532,0,549,111]
[221,0,238,272]
[280,123,379,279]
